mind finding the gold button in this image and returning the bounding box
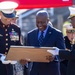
[5,29,7,32]
[5,52,7,55]
[6,43,8,46]
[8,25,9,27]
[70,42,72,44]
[3,25,5,27]
[6,34,8,36]
[6,48,8,50]
[6,39,8,41]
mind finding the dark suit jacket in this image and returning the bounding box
[25,25,65,75]
[59,47,75,75]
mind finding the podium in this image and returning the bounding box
[6,46,55,62]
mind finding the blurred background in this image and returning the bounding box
[15,0,75,43]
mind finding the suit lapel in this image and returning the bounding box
[34,29,39,46]
[42,26,53,46]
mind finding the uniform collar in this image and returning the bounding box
[0,19,10,28]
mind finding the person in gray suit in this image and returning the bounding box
[25,10,65,75]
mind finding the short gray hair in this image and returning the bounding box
[36,10,49,18]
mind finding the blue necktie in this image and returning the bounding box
[39,31,44,46]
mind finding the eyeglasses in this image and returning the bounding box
[67,29,75,33]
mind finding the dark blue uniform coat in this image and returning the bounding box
[59,47,75,75]
[0,20,21,75]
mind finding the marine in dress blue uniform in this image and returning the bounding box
[59,7,75,75]
[0,1,21,75]
[0,20,21,75]
[48,7,75,75]
[60,23,74,75]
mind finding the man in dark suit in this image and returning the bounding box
[25,10,65,75]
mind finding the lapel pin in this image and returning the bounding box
[49,32,51,34]
[0,34,3,37]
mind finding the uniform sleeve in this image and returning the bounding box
[59,50,75,60]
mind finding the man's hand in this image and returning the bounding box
[19,59,28,66]
[47,47,59,55]
[46,55,55,62]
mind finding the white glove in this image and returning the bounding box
[0,53,3,61]
[10,61,17,64]
[0,55,17,64]
[47,47,59,55]
[1,55,10,64]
